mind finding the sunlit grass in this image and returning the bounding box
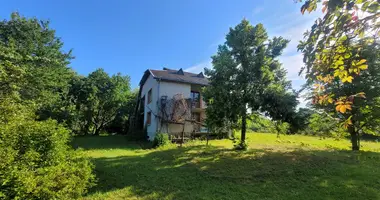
[73,133,380,200]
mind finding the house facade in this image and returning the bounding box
[138,68,208,140]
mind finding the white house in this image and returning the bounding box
[137,68,208,140]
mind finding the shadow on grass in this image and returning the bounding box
[84,143,380,200]
[71,135,150,150]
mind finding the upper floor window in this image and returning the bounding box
[191,91,200,108]
[147,88,152,104]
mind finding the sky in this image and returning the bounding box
[1,0,322,106]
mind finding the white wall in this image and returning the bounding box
[141,74,158,140]
[141,77,207,140]
[158,81,193,134]
[159,81,191,99]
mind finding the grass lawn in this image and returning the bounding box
[73,133,380,200]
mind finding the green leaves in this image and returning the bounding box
[299,0,379,150]
[204,19,295,143]
[0,100,95,199]
[69,69,132,135]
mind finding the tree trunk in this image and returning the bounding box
[349,126,360,151]
[94,126,101,136]
[241,110,247,143]
[275,121,281,138]
[180,122,185,147]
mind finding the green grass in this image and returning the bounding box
[73,133,380,200]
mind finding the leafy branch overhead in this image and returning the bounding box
[298,0,379,150]
[298,0,378,113]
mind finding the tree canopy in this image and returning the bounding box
[0,12,95,199]
[298,0,380,150]
[69,69,134,135]
[204,19,297,149]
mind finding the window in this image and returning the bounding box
[147,89,152,104]
[191,91,200,108]
[146,112,151,125]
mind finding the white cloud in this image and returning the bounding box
[185,60,212,73]
[253,7,264,15]
[279,54,304,81]
[271,10,323,108]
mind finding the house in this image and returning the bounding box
[136,67,209,141]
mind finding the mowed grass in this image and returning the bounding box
[73,133,380,200]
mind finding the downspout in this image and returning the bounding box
[156,78,161,133]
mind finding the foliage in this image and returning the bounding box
[306,112,347,138]
[247,113,274,133]
[0,101,95,199]
[76,134,380,200]
[298,0,380,150]
[0,12,95,199]
[106,88,138,134]
[152,133,170,148]
[204,19,297,147]
[0,12,135,136]
[271,121,291,138]
[288,108,314,133]
[0,12,75,120]
[233,140,248,151]
[260,84,298,133]
[69,69,133,135]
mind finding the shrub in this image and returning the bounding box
[0,103,95,199]
[152,133,170,148]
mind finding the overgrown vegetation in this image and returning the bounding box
[0,12,96,199]
[74,134,380,200]
[68,69,136,135]
[152,133,170,148]
[0,1,379,198]
[298,0,380,150]
[0,107,95,199]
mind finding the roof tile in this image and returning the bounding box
[148,69,209,86]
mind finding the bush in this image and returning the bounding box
[233,141,248,151]
[152,133,170,148]
[305,113,347,138]
[0,103,95,199]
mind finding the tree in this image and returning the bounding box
[0,44,25,100]
[106,88,138,134]
[306,112,345,138]
[288,108,314,133]
[260,85,298,137]
[247,113,274,133]
[0,12,75,122]
[0,13,94,199]
[0,101,95,199]
[298,0,379,150]
[204,20,293,149]
[69,69,132,135]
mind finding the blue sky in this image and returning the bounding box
[1,0,322,106]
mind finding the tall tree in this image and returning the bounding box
[69,69,132,135]
[0,12,75,121]
[298,0,379,150]
[261,86,298,137]
[204,20,293,148]
[288,108,315,133]
[0,13,94,199]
